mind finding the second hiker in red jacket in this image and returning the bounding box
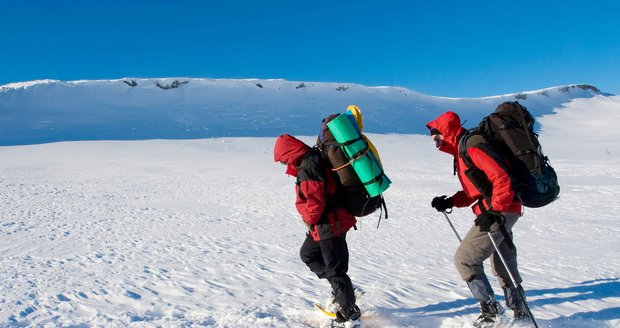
[274,134,360,324]
[426,111,530,326]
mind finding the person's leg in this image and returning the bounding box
[455,216,515,324]
[489,213,528,319]
[455,222,497,303]
[320,234,355,307]
[321,233,360,323]
[490,213,521,290]
[300,234,326,278]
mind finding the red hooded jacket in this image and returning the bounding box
[426,112,522,216]
[274,134,357,241]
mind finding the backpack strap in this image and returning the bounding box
[331,147,370,171]
[381,196,388,220]
[496,214,515,249]
[458,129,475,168]
[459,131,497,212]
[362,171,385,186]
[375,196,388,229]
[322,136,364,148]
[326,136,369,172]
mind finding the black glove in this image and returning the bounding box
[474,210,503,232]
[431,195,453,212]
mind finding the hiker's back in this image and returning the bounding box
[461,101,560,208]
[316,107,389,218]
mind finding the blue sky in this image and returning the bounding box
[1,0,618,97]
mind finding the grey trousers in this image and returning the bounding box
[454,212,522,289]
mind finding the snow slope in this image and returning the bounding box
[0,81,618,327]
[539,95,620,159]
[0,78,603,146]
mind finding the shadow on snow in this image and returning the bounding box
[376,278,620,323]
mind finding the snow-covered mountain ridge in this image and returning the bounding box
[0,78,607,146]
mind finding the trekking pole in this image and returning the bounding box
[487,232,539,328]
[442,211,462,243]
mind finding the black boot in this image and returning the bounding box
[473,300,504,327]
[503,286,531,322]
[467,275,502,327]
[513,306,530,322]
[335,304,361,323]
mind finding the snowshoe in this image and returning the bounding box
[343,318,362,328]
[315,303,337,318]
[328,318,362,328]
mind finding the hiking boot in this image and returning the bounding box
[335,304,361,323]
[473,301,503,327]
[512,306,531,322]
[503,286,531,322]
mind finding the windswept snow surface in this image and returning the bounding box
[0,92,619,327]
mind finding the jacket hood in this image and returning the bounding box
[426,111,465,155]
[274,134,311,176]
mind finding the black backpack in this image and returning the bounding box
[459,101,560,208]
[316,114,387,218]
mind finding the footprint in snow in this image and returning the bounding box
[19,306,36,317]
[57,294,71,302]
[126,290,142,299]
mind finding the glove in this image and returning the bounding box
[474,210,502,232]
[431,195,453,212]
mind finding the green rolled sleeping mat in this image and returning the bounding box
[326,113,391,197]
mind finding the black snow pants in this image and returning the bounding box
[299,233,355,307]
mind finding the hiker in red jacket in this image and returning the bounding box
[274,134,360,324]
[426,111,530,326]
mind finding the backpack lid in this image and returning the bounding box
[347,105,364,131]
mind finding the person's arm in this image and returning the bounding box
[451,189,477,208]
[295,179,326,225]
[468,147,515,211]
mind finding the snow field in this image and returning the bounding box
[1,130,618,327]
